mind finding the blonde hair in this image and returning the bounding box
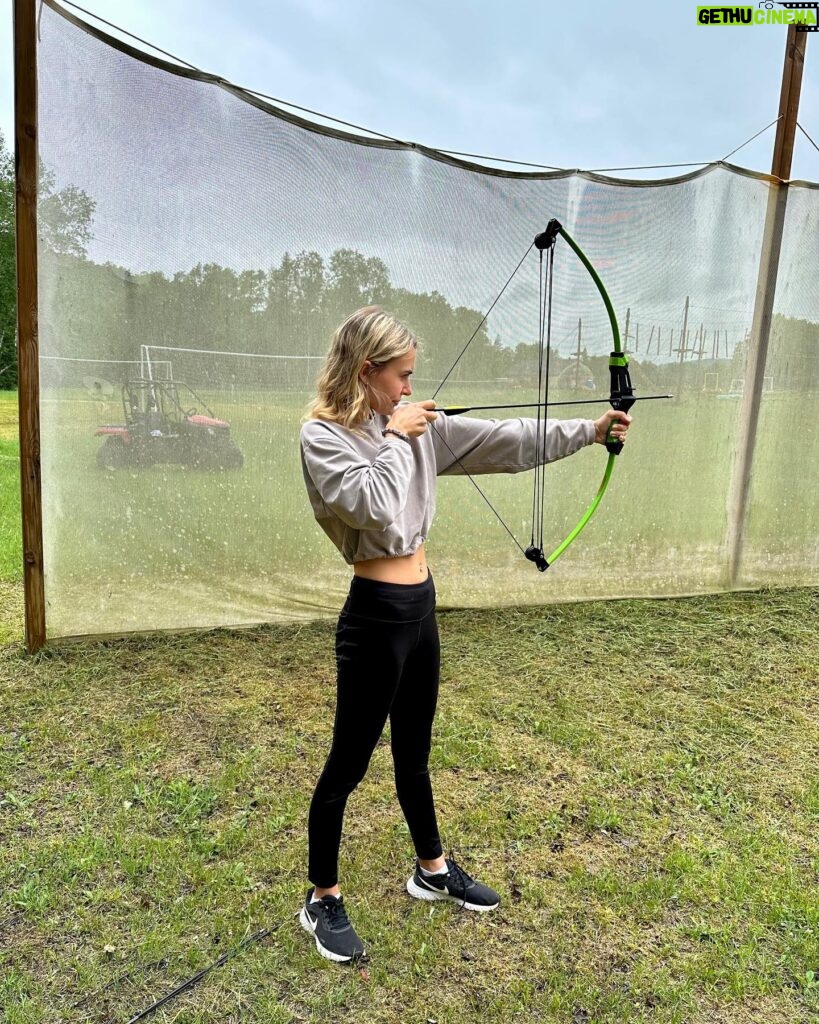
[307,306,417,428]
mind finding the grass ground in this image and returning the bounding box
[2,391,819,1022]
[1,590,818,1023]
[0,392,21,583]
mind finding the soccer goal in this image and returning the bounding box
[40,354,173,395]
[141,344,325,400]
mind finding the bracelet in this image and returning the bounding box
[381,427,411,445]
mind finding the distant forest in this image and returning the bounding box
[1,138,817,392]
[38,247,511,385]
[34,248,819,395]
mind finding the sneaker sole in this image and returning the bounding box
[298,906,363,963]
[406,875,499,912]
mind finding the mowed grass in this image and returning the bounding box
[37,386,741,580]
[20,384,819,638]
[0,589,818,1023]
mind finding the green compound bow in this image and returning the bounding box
[431,218,659,572]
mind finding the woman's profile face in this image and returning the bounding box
[362,350,417,415]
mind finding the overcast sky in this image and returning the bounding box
[1,0,817,182]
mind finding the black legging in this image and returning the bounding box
[308,574,444,888]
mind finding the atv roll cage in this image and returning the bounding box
[95,379,243,470]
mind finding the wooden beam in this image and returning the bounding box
[726,26,807,588]
[14,0,45,652]
[771,25,808,181]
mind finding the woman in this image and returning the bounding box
[298,306,631,962]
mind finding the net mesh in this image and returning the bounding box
[35,1,819,638]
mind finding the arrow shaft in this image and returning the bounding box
[439,394,673,415]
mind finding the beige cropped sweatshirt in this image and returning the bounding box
[300,412,595,564]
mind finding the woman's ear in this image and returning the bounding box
[359,360,372,382]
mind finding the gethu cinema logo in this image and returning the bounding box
[697,4,818,25]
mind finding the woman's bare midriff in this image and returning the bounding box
[353,545,429,584]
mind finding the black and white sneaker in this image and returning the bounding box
[406,857,500,912]
[299,888,365,963]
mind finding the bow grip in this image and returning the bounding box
[605,394,635,454]
[606,350,635,455]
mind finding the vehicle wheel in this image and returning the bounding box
[96,437,132,469]
[220,441,244,470]
[194,441,244,470]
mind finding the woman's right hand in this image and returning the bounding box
[386,400,438,437]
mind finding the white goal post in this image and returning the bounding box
[141,344,325,392]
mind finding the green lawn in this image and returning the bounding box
[0,392,21,583]
[8,384,818,639]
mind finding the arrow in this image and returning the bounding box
[435,393,674,416]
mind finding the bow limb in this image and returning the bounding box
[544,221,635,450]
[541,454,616,567]
[543,222,621,355]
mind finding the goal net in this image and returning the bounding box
[142,344,325,396]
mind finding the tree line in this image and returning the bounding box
[1,131,818,393]
[36,245,819,394]
[1,131,96,389]
[0,135,15,388]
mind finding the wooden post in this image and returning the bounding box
[677,297,690,380]
[726,25,807,588]
[14,0,45,653]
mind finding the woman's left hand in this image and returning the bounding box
[593,409,632,446]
